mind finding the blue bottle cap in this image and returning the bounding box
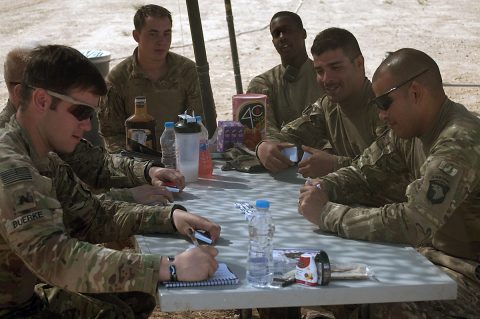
[255,199,270,209]
[164,121,174,128]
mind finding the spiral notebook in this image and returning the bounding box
[163,263,239,288]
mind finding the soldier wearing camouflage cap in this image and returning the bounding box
[0,44,220,318]
[0,46,185,205]
[299,48,480,318]
[257,28,387,178]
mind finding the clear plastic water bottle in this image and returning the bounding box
[247,199,275,287]
[160,121,176,168]
[196,116,213,177]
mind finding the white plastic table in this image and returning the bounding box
[134,165,456,312]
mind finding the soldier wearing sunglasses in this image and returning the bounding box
[256,28,387,178]
[1,47,185,206]
[0,45,221,318]
[299,48,480,318]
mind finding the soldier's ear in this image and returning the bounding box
[11,84,22,109]
[133,30,140,43]
[31,88,52,113]
[410,81,423,104]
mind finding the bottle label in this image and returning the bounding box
[127,128,154,149]
[125,120,157,151]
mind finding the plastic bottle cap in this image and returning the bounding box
[164,121,174,128]
[255,199,270,209]
[174,115,201,133]
[195,115,202,122]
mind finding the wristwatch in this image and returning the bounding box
[167,256,177,282]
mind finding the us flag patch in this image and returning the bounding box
[0,167,33,186]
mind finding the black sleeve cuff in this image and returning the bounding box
[144,159,165,184]
[170,204,187,232]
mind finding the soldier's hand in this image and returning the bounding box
[159,246,219,282]
[148,167,185,190]
[129,184,173,204]
[257,141,295,173]
[174,246,219,281]
[298,145,335,178]
[172,209,221,242]
[298,182,329,225]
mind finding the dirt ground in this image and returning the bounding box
[1,0,479,318]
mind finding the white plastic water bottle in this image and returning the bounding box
[247,199,275,287]
[196,116,213,177]
[160,121,176,168]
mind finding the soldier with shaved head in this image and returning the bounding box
[299,48,480,318]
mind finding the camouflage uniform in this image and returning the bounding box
[0,102,150,202]
[57,139,151,202]
[272,78,387,170]
[247,58,324,137]
[99,48,206,152]
[0,100,15,128]
[0,119,182,318]
[318,99,480,318]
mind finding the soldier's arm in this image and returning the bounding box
[275,100,329,149]
[318,136,478,246]
[0,164,161,295]
[59,139,149,190]
[49,156,176,243]
[98,85,128,153]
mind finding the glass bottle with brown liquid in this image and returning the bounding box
[125,96,157,152]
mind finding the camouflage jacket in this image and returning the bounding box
[0,100,15,128]
[319,99,480,274]
[99,48,206,152]
[272,78,387,170]
[247,58,324,137]
[0,119,178,310]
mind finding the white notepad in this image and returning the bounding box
[163,263,239,288]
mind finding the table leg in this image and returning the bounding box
[238,308,253,319]
[258,307,301,319]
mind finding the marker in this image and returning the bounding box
[165,186,180,193]
[187,228,200,247]
[164,181,180,193]
[194,230,213,245]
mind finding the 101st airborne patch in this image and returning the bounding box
[427,180,450,204]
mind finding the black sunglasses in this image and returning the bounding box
[369,69,429,111]
[27,85,97,121]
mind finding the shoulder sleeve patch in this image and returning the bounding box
[13,188,36,214]
[427,180,450,204]
[0,167,33,186]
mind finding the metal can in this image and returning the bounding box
[315,250,331,286]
